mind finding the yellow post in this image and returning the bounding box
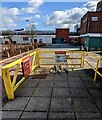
[31,51,36,71]
[81,52,85,68]
[2,69,14,100]
[12,63,20,87]
[94,59,99,81]
[37,50,40,67]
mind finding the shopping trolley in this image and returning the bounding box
[50,51,69,74]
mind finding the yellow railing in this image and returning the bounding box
[84,52,102,81]
[1,49,102,100]
[39,50,84,68]
[2,50,38,100]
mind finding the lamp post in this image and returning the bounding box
[26,20,36,43]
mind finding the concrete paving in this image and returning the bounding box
[2,69,102,120]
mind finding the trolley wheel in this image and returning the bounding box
[64,68,68,74]
[54,66,56,71]
[49,67,56,73]
[57,70,60,74]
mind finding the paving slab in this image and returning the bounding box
[54,74,68,81]
[73,98,99,112]
[89,89,102,98]
[37,81,54,88]
[50,98,73,112]
[25,97,50,112]
[93,98,102,113]
[84,81,98,89]
[75,112,102,120]
[52,88,71,98]
[54,82,69,88]
[15,88,35,97]
[3,97,30,111]
[2,111,22,119]
[32,88,52,97]
[71,88,90,98]
[49,112,75,120]
[68,71,79,77]
[21,79,39,88]
[69,81,85,88]
[20,112,47,119]
[68,77,82,82]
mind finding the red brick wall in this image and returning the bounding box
[80,12,102,34]
[56,28,69,42]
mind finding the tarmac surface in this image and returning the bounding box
[2,68,102,120]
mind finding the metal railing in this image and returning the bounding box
[1,49,102,100]
[2,51,38,100]
[83,52,102,81]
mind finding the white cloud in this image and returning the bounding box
[1,0,44,30]
[28,0,44,8]
[83,1,98,11]
[21,7,36,13]
[34,14,41,19]
[44,1,98,31]
[21,0,44,13]
[1,7,20,30]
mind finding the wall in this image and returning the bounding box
[11,35,31,44]
[34,35,55,43]
[80,12,102,35]
[56,28,69,42]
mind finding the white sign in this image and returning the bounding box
[92,17,98,21]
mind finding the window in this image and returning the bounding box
[23,37,29,41]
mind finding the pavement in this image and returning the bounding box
[2,68,102,120]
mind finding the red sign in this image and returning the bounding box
[55,51,66,54]
[22,56,31,77]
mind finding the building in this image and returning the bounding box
[80,12,102,34]
[11,35,31,44]
[74,24,80,34]
[97,0,102,11]
[33,35,55,44]
[80,1,102,50]
[56,28,69,43]
[11,35,55,44]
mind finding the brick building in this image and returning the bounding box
[56,28,69,43]
[80,1,102,50]
[80,12,102,34]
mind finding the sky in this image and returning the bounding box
[1,0,99,32]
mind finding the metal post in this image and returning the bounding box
[94,59,99,81]
[37,50,40,67]
[2,69,14,100]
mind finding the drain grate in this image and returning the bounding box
[32,74,47,79]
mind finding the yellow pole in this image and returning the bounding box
[2,69,14,100]
[81,52,85,68]
[94,59,99,81]
[37,50,40,67]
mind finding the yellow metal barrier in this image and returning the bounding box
[2,51,37,100]
[2,49,102,100]
[84,52,102,81]
[39,50,84,69]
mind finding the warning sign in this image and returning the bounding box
[22,56,31,77]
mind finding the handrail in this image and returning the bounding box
[39,50,84,68]
[84,52,101,81]
[2,50,38,100]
